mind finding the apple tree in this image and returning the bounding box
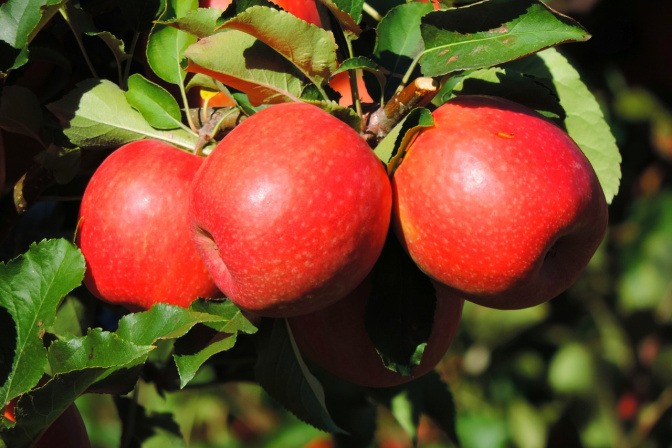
[0,0,635,446]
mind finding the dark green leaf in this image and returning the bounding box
[0,239,85,408]
[323,0,364,24]
[365,234,437,376]
[419,0,590,77]
[318,0,362,35]
[332,56,387,101]
[0,86,45,144]
[2,370,105,448]
[115,396,185,447]
[125,73,184,130]
[255,319,344,434]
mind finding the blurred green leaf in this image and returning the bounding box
[461,301,549,347]
[419,0,590,77]
[547,343,596,395]
[46,78,198,150]
[125,73,184,130]
[617,192,672,315]
[0,239,84,408]
[508,400,547,448]
[457,411,508,448]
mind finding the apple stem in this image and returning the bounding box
[364,77,438,142]
[193,107,244,156]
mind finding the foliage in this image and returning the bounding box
[2,0,666,446]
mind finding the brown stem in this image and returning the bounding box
[365,77,439,142]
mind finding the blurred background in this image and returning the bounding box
[3,0,672,446]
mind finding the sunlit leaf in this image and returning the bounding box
[46,78,198,150]
[125,73,184,130]
[184,30,305,105]
[418,0,590,77]
[221,6,338,89]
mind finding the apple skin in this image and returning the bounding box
[76,140,219,311]
[392,95,609,310]
[189,102,392,317]
[4,401,91,448]
[288,279,464,388]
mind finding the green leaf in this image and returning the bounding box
[418,0,590,77]
[535,48,621,203]
[332,56,387,101]
[161,7,227,38]
[2,369,106,448]
[318,0,362,35]
[115,303,223,346]
[325,0,364,24]
[46,78,198,150]
[173,300,257,387]
[61,2,129,78]
[174,334,237,388]
[369,372,459,447]
[0,239,85,409]
[374,2,433,96]
[184,30,305,105]
[0,86,45,144]
[255,319,344,434]
[146,0,199,85]
[374,107,434,166]
[50,296,91,339]
[221,6,339,90]
[48,328,154,374]
[114,396,185,448]
[125,73,184,130]
[446,66,564,119]
[188,299,258,335]
[0,0,65,72]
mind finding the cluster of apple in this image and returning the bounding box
[76,94,608,388]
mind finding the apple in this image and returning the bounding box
[76,140,219,311]
[4,401,91,448]
[391,95,609,309]
[288,278,464,388]
[329,70,374,107]
[189,102,392,317]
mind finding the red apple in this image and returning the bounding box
[76,140,219,311]
[392,95,608,310]
[4,401,91,448]
[189,102,392,317]
[329,70,374,107]
[288,278,463,388]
